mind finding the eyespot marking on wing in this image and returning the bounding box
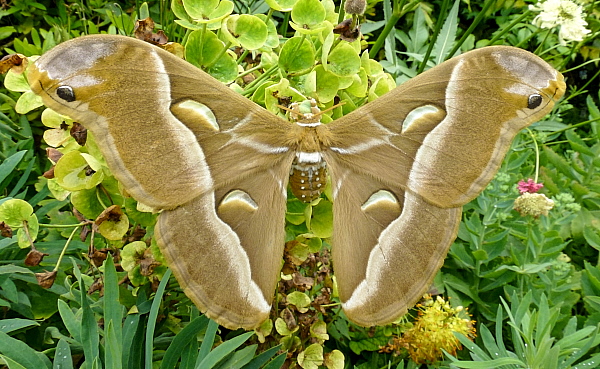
[173,100,220,131]
[527,94,543,109]
[56,86,76,102]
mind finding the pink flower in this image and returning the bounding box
[518,179,544,194]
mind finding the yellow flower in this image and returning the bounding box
[398,296,476,364]
[513,192,555,217]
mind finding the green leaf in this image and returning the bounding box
[145,269,172,368]
[432,0,460,63]
[53,339,73,369]
[543,145,576,179]
[160,316,209,369]
[183,0,233,23]
[262,353,286,369]
[0,331,51,369]
[310,200,333,238]
[54,151,104,191]
[0,318,39,333]
[4,69,30,92]
[323,349,344,369]
[291,0,325,28]
[104,255,123,369]
[196,331,254,369]
[213,344,256,369]
[287,291,311,312]
[314,65,339,103]
[279,37,315,76]
[265,0,297,11]
[0,150,27,185]
[57,299,81,343]
[15,90,44,114]
[97,211,129,240]
[326,43,361,77]
[224,15,268,50]
[198,318,219,364]
[240,344,282,369]
[0,198,39,248]
[0,355,27,369]
[584,227,600,251]
[297,343,323,369]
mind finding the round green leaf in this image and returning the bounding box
[255,14,280,49]
[182,0,233,23]
[186,30,222,67]
[47,178,71,201]
[279,37,315,76]
[324,349,345,369]
[124,198,156,227]
[171,0,190,21]
[310,320,329,341]
[70,188,105,219]
[326,43,361,77]
[265,0,297,11]
[205,52,238,83]
[15,90,44,114]
[0,198,34,227]
[275,317,298,336]
[5,69,30,92]
[186,30,238,83]
[315,65,339,103]
[97,211,129,241]
[287,291,311,312]
[54,151,104,191]
[368,74,395,101]
[310,199,333,238]
[121,241,147,271]
[286,198,308,225]
[345,67,368,97]
[224,14,268,50]
[291,0,326,28]
[297,343,324,369]
[0,199,39,248]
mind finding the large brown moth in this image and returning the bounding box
[27,35,565,329]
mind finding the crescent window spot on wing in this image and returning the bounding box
[56,85,76,102]
[219,190,259,213]
[173,100,219,131]
[361,190,399,212]
[401,105,440,133]
[527,94,543,109]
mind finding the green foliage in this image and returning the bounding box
[0,0,598,368]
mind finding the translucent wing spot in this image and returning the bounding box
[56,85,76,102]
[528,94,543,109]
[220,190,258,212]
[296,151,322,163]
[175,100,219,131]
[361,190,398,212]
[402,105,439,132]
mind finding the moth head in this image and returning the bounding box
[27,37,119,122]
[490,48,565,121]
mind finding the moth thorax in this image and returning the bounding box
[289,153,327,203]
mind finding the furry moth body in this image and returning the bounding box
[28,35,565,329]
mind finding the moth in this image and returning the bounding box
[28,35,565,329]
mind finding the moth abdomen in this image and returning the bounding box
[289,154,327,202]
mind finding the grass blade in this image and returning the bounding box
[145,268,172,369]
